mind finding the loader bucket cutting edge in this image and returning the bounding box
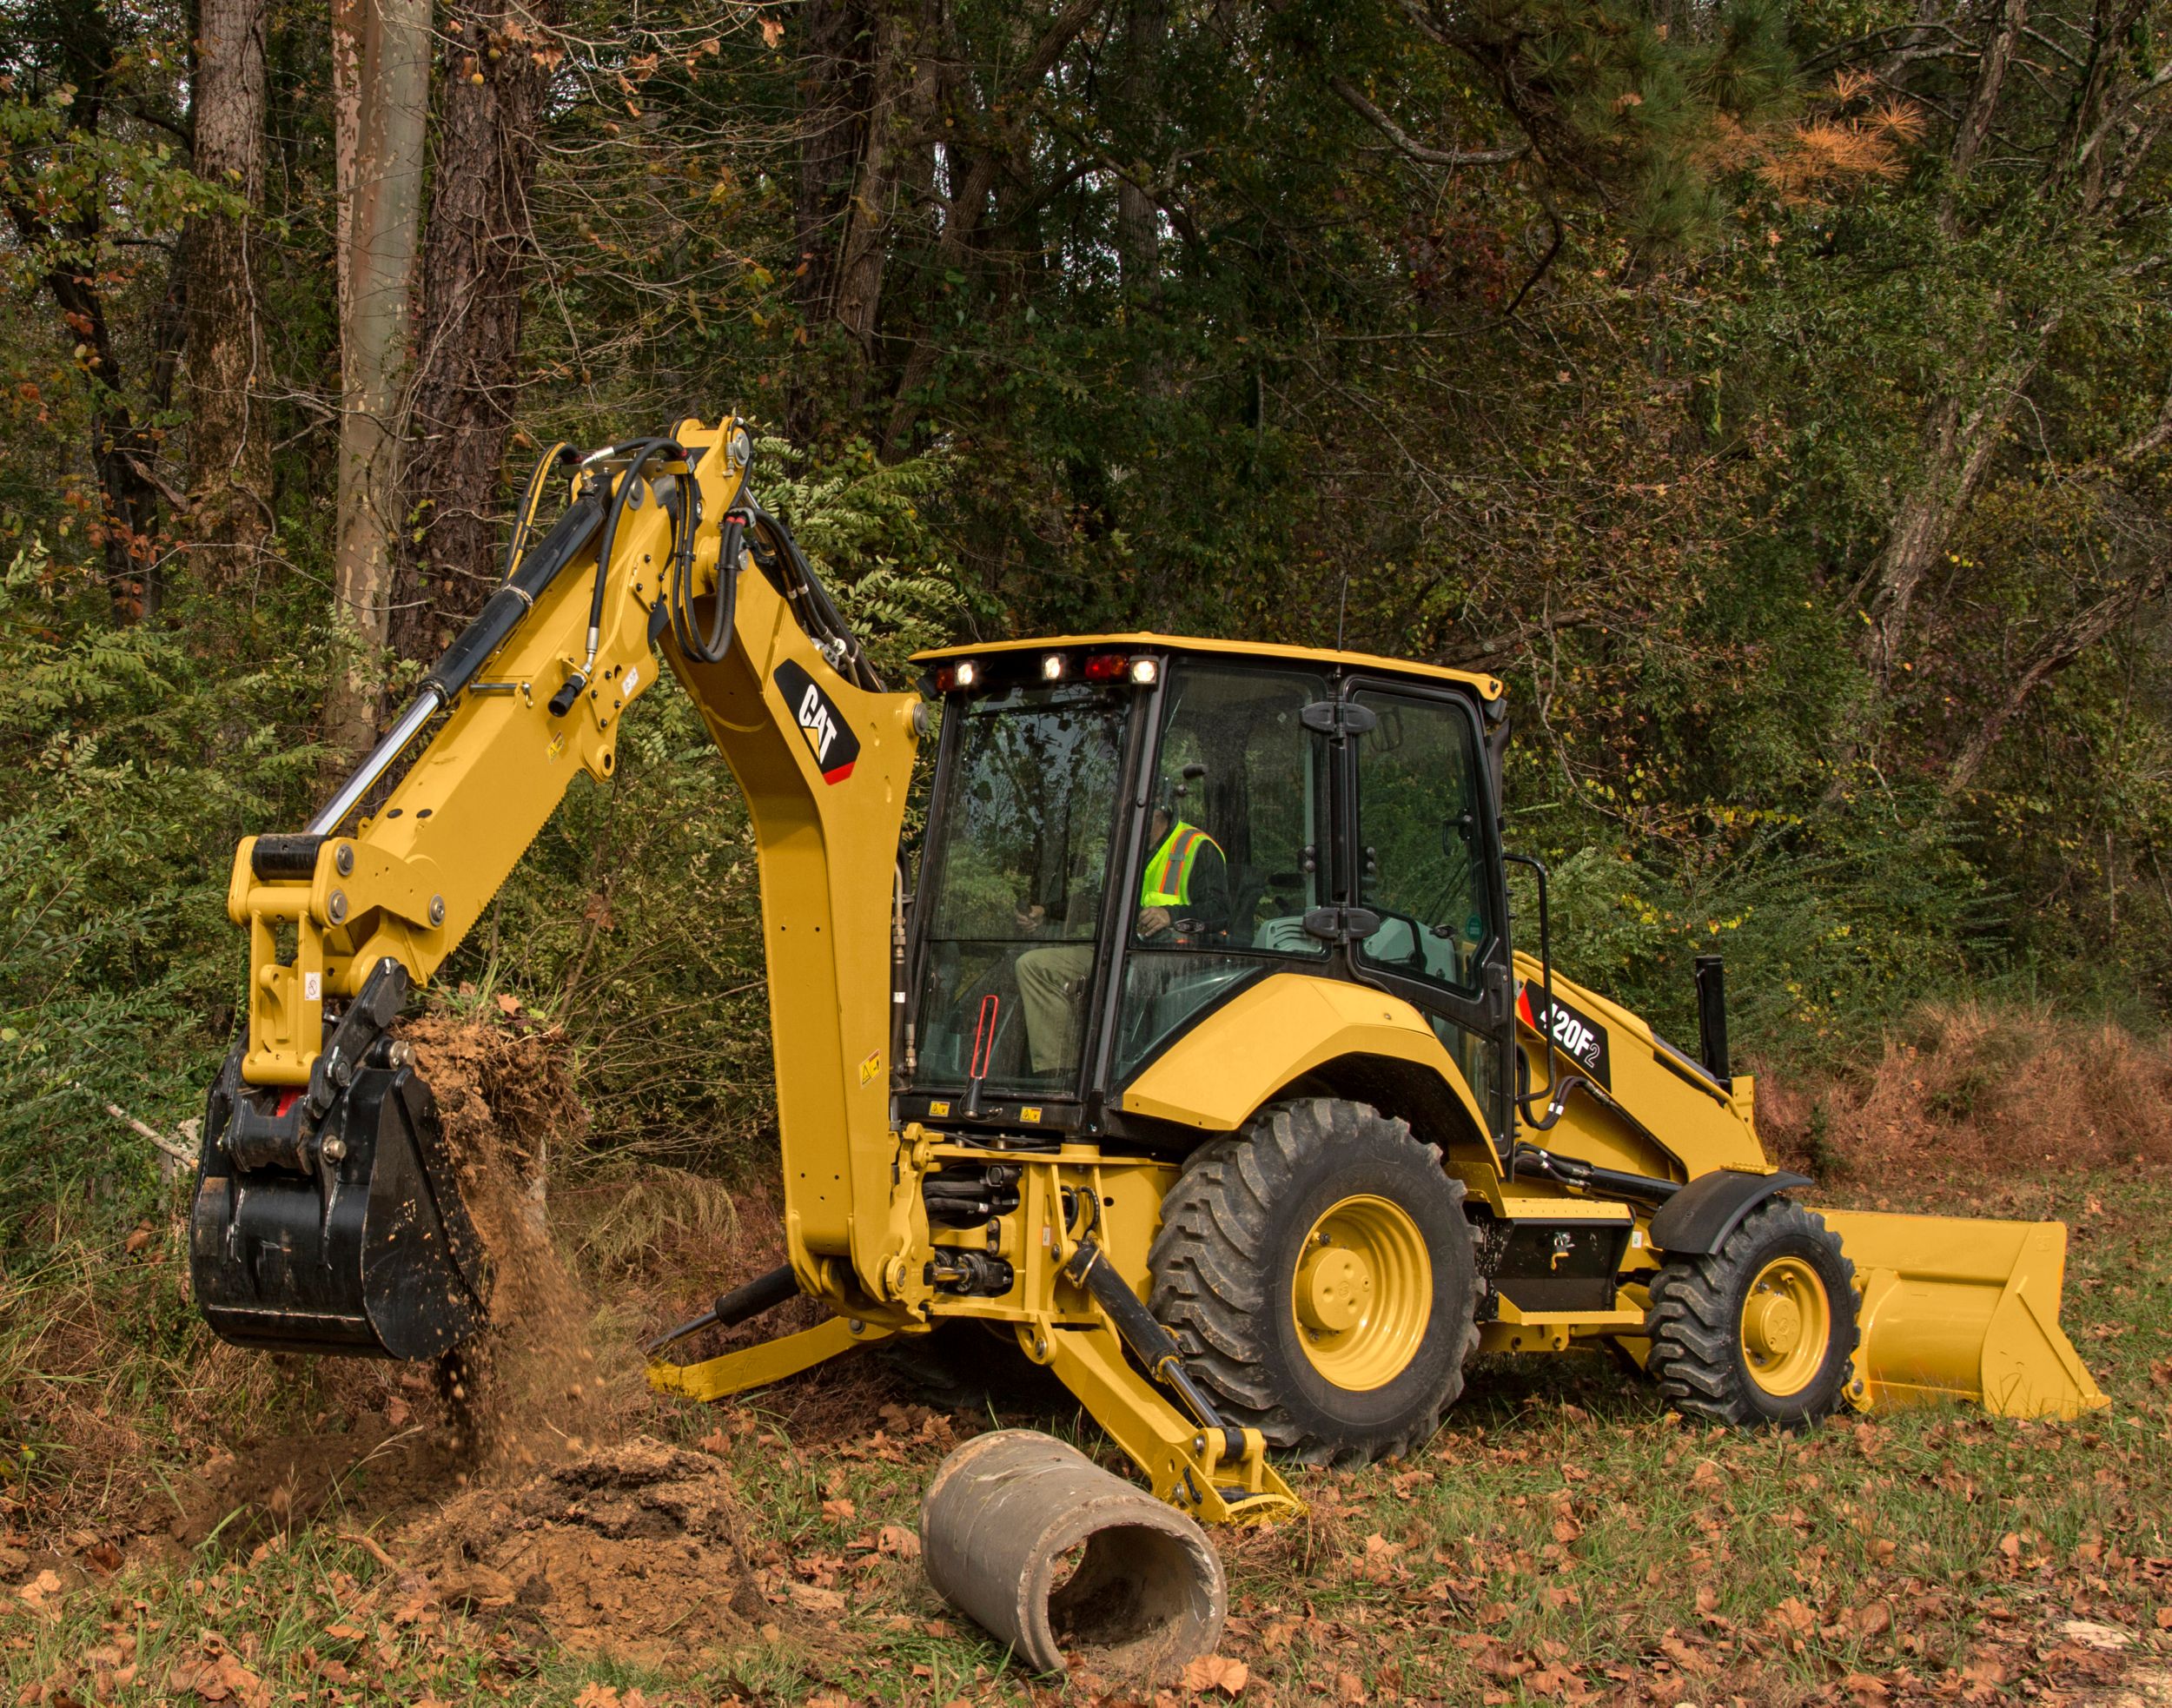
[1818,1208,2109,1422]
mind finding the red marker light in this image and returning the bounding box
[1083,653,1129,681]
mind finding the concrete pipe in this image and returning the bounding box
[920,1429,1227,1679]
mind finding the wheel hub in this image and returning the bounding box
[1296,1244,1373,1334]
[1743,1291,1802,1358]
[1739,1255,1831,1398]
[1288,1195,1431,1393]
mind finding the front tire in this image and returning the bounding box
[1645,1198,1858,1429]
[1147,1099,1480,1466]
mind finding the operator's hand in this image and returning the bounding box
[1136,905,1172,939]
[1015,902,1047,931]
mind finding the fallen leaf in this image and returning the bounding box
[1181,1654,1248,1695]
[821,1497,856,1523]
[1841,1672,1890,1698]
[759,16,784,46]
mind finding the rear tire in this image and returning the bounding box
[1645,1199,1858,1429]
[1147,1099,1480,1466]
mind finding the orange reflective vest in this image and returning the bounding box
[1140,821,1221,907]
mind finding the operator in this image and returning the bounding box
[1016,800,1229,1074]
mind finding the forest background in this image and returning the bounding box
[2,0,2169,1206]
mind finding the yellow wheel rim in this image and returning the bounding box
[1739,1255,1831,1398]
[1289,1195,1431,1392]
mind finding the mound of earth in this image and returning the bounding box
[398,1437,765,1666]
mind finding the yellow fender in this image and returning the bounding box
[1820,1208,2109,1421]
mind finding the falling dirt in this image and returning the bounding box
[397,1014,621,1473]
[397,1436,768,1670]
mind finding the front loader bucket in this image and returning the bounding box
[1818,1208,2109,1421]
[189,1049,490,1360]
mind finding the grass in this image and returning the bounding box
[4,1165,2170,1705]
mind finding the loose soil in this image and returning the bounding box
[397,1436,767,1669]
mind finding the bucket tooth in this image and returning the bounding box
[1819,1208,2108,1421]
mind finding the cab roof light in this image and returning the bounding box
[1041,652,1066,681]
[953,659,980,689]
[1083,652,1129,681]
[1129,658,1159,685]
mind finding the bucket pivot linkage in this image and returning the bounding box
[190,959,489,1360]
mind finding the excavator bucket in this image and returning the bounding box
[1818,1208,2109,1421]
[189,1045,490,1360]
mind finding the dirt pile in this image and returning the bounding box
[1760,1000,2172,1195]
[397,1437,765,1667]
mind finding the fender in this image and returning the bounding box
[1119,972,1494,1162]
[1646,1167,1812,1257]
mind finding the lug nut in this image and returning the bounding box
[428,894,447,926]
[334,844,354,877]
[327,890,348,924]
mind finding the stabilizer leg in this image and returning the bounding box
[646,1314,893,1404]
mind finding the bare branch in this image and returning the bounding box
[1328,74,1527,168]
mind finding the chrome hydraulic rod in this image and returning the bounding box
[306,689,443,836]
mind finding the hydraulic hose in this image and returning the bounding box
[552,438,683,717]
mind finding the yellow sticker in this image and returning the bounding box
[546,732,567,763]
[1020,1106,1042,1123]
[929,1101,950,1117]
[858,1049,882,1087]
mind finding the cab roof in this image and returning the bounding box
[911,632,1504,702]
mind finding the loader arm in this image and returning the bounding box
[198,418,922,1348]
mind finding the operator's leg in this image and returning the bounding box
[1016,943,1094,1072]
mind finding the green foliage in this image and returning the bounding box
[0,0,2168,1236]
[0,545,331,1242]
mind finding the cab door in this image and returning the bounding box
[1339,679,1514,1163]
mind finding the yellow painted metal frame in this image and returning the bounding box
[650,1315,895,1402]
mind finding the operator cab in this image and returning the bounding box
[902,637,1515,1149]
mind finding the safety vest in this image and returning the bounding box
[1140,821,1221,907]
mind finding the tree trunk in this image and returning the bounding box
[831,3,937,395]
[880,0,1106,461]
[182,0,273,588]
[1115,0,1165,295]
[388,0,553,663]
[323,0,430,765]
[786,0,877,440]
[1860,306,2061,688]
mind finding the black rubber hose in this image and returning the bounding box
[551,439,679,716]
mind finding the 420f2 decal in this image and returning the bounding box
[1517,983,1612,1088]
[773,659,861,784]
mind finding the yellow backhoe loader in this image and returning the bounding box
[190,416,2105,1675]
